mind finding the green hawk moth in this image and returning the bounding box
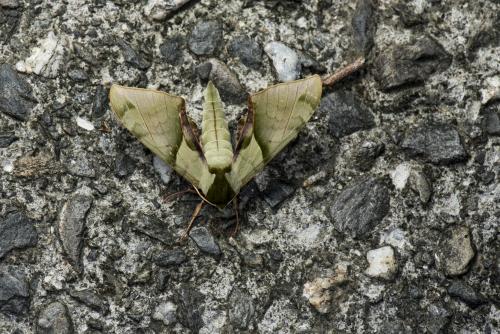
[109,58,364,209]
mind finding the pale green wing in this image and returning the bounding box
[109,85,214,193]
[227,75,323,192]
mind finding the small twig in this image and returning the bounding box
[322,57,366,87]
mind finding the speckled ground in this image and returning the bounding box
[0,0,498,333]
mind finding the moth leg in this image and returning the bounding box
[322,57,365,87]
[180,200,205,241]
[162,187,197,203]
[230,197,240,237]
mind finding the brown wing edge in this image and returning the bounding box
[178,100,206,162]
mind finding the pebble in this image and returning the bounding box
[144,0,192,21]
[92,85,109,119]
[58,194,93,273]
[381,228,409,251]
[118,40,151,70]
[159,35,184,65]
[152,301,177,325]
[0,211,38,259]
[390,163,411,190]
[228,36,263,70]
[374,36,451,90]
[351,0,376,55]
[114,153,136,178]
[352,140,385,171]
[153,156,172,184]
[264,41,301,82]
[447,280,486,307]
[66,155,96,178]
[69,289,110,314]
[228,288,255,329]
[0,267,29,315]
[19,31,67,78]
[409,169,432,203]
[261,181,295,209]
[175,286,205,332]
[481,102,500,136]
[331,178,390,238]
[151,249,187,267]
[188,20,222,56]
[401,124,468,165]
[67,68,88,82]
[0,63,35,121]
[197,59,246,104]
[189,226,221,256]
[0,132,18,147]
[365,246,397,279]
[320,91,375,138]
[75,116,94,131]
[438,226,475,276]
[36,301,74,334]
[303,264,348,313]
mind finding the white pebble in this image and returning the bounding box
[76,117,95,131]
[365,246,397,279]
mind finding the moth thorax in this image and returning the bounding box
[205,146,233,174]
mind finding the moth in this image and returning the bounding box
[109,58,364,233]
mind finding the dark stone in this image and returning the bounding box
[0,267,29,316]
[151,249,187,267]
[374,36,451,91]
[188,20,223,56]
[134,214,176,245]
[330,178,390,238]
[189,226,221,256]
[481,103,500,136]
[195,62,212,81]
[114,153,136,178]
[198,59,247,104]
[438,226,475,277]
[400,124,467,165]
[352,140,385,171]
[320,91,375,138]
[448,280,487,307]
[67,69,88,82]
[298,51,327,74]
[69,289,110,314]
[228,288,254,329]
[0,211,38,259]
[175,286,204,333]
[0,5,21,43]
[0,64,35,121]
[58,194,93,273]
[37,301,75,334]
[92,85,109,118]
[261,181,295,209]
[228,36,263,69]
[118,40,151,70]
[351,0,377,55]
[159,35,184,65]
[0,131,18,147]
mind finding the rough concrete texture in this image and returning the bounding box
[0,0,499,333]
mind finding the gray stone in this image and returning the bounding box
[66,155,96,178]
[320,91,375,138]
[261,181,295,209]
[331,178,390,238]
[352,140,385,171]
[0,64,35,121]
[0,267,29,315]
[91,85,109,119]
[58,194,93,273]
[67,69,88,82]
[0,211,38,259]
[351,0,377,55]
[69,289,109,314]
[188,20,222,56]
[374,36,451,91]
[438,226,475,277]
[228,288,254,329]
[189,226,221,256]
[175,286,204,332]
[264,41,301,82]
[36,301,74,334]
[298,51,326,74]
[401,124,468,165]
[159,35,184,65]
[0,0,19,8]
[228,36,263,69]
[481,103,500,136]
[118,40,151,70]
[409,170,432,203]
[151,249,187,267]
[0,132,18,147]
[114,153,136,178]
[144,0,193,21]
[152,301,177,326]
[447,280,486,307]
[199,59,246,104]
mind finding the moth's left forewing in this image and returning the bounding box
[227,75,323,192]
